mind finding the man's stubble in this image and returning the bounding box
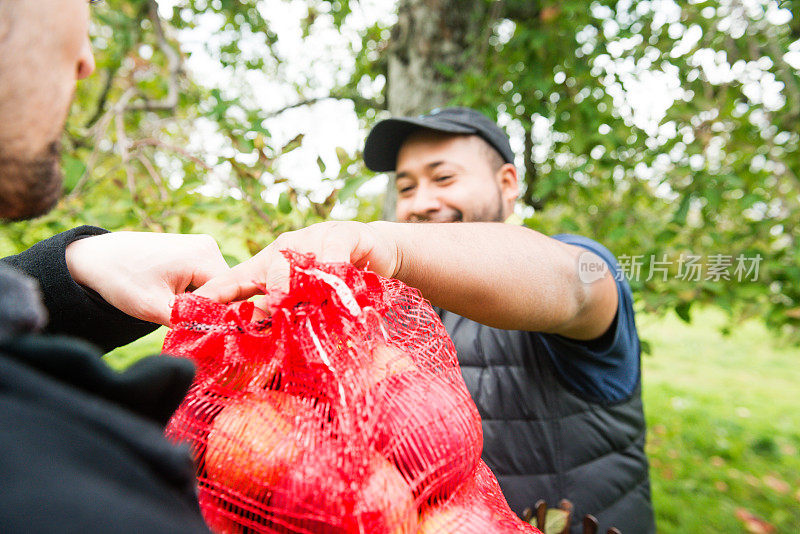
[0,140,63,221]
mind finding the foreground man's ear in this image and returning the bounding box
[497,163,520,209]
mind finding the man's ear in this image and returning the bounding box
[496,163,519,206]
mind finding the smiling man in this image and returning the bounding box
[365,109,655,533]
[198,107,656,533]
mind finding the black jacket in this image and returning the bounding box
[439,311,655,534]
[0,226,210,533]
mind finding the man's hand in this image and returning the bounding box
[65,232,230,326]
[194,221,399,304]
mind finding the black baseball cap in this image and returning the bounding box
[363,107,515,172]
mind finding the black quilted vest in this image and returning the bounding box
[439,310,656,534]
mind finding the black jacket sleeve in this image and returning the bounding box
[2,226,159,353]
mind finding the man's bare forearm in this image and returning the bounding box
[369,221,618,339]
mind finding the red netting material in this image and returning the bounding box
[164,252,541,534]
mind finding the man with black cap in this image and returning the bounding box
[198,107,656,533]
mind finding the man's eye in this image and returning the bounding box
[398,186,414,194]
[435,175,453,182]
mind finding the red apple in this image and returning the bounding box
[418,504,474,534]
[197,485,246,534]
[417,462,542,534]
[352,453,417,534]
[369,370,483,502]
[418,502,540,534]
[266,443,354,534]
[268,448,416,534]
[367,343,417,388]
[205,392,305,497]
[418,503,503,534]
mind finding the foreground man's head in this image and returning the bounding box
[0,0,95,221]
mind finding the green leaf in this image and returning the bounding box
[338,174,371,201]
[62,155,86,191]
[673,194,692,225]
[277,191,293,214]
[178,215,194,234]
[656,228,678,244]
[675,301,692,323]
[529,508,570,533]
[280,134,304,154]
[222,253,242,267]
[335,146,350,167]
[544,508,570,533]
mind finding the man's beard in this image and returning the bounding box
[0,141,63,221]
[470,191,505,223]
[405,186,506,223]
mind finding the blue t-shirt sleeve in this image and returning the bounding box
[534,234,640,404]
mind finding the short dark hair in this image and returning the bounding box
[476,135,506,172]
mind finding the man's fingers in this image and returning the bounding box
[318,238,357,265]
[189,253,232,289]
[194,223,376,304]
[181,236,232,289]
[152,300,174,328]
[132,289,174,327]
[194,269,261,302]
[264,258,290,293]
[194,253,275,303]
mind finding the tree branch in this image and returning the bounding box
[479,0,505,61]
[130,138,213,171]
[126,0,183,113]
[85,66,119,129]
[136,153,169,202]
[67,88,137,200]
[263,94,382,118]
[115,113,137,203]
[765,34,800,120]
[521,124,544,210]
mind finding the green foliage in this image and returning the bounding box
[0,0,381,264]
[4,0,799,343]
[511,1,799,340]
[381,0,799,341]
[326,0,800,341]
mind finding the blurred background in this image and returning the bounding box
[1,0,798,531]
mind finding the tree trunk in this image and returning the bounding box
[381,0,490,220]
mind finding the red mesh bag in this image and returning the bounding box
[163,251,540,533]
[417,461,541,533]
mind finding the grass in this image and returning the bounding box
[105,327,168,371]
[639,308,800,533]
[104,307,800,533]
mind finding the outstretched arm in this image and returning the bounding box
[196,221,618,340]
[373,221,617,339]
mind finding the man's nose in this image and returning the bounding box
[409,187,443,217]
[76,36,96,80]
